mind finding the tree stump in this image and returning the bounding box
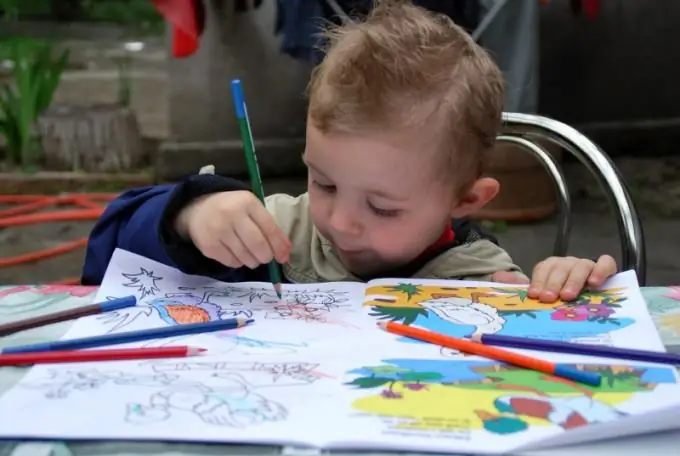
[37,103,145,172]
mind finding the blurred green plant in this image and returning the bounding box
[1,0,163,34]
[0,37,69,170]
[0,0,20,19]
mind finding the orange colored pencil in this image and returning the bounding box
[378,321,601,386]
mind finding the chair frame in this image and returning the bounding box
[501,113,646,285]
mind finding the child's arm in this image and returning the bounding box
[81,174,264,285]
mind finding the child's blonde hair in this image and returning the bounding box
[307,0,505,193]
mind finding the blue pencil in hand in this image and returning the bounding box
[1,317,253,354]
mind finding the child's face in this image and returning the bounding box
[303,123,498,277]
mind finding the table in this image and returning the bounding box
[1,284,680,456]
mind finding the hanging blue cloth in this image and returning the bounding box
[275,0,482,62]
[275,0,327,63]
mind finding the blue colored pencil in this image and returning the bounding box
[230,79,283,301]
[0,295,137,337]
[1,317,253,354]
[472,333,680,365]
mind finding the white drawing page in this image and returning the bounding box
[0,355,350,449]
[61,248,380,356]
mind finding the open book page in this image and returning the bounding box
[0,251,679,455]
[63,248,377,354]
[0,249,377,448]
[331,273,680,452]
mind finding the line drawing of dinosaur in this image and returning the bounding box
[15,361,330,427]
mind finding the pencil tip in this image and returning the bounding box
[376,321,387,329]
[273,283,283,299]
[188,347,207,355]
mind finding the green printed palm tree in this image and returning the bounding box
[346,365,444,398]
[388,283,422,301]
[568,290,627,308]
[492,287,538,318]
[492,287,529,302]
[368,283,427,325]
[597,367,644,388]
[346,365,411,388]
[368,305,428,325]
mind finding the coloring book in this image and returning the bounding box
[0,248,679,454]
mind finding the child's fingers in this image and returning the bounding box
[235,216,275,265]
[200,236,242,268]
[587,255,617,286]
[248,204,292,263]
[226,219,261,269]
[559,259,594,301]
[528,257,556,298]
[539,257,579,303]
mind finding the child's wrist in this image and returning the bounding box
[174,196,207,241]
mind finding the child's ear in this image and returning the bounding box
[449,177,500,218]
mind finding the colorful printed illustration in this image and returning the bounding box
[96,267,355,332]
[346,359,677,435]
[364,283,634,344]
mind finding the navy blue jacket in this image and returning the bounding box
[81,174,498,286]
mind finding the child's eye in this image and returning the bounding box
[313,181,336,193]
[369,203,401,218]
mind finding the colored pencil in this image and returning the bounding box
[378,321,602,386]
[229,79,283,301]
[471,333,680,365]
[1,317,253,354]
[0,346,205,367]
[0,295,137,337]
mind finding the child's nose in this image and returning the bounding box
[328,203,362,236]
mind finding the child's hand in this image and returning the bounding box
[175,191,291,269]
[527,255,617,303]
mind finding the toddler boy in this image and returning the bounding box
[82,1,616,303]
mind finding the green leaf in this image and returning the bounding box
[345,377,391,389]
[0,37,69,168]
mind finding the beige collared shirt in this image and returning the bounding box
[265,193,525,284]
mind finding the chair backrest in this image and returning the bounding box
[499,112,647,285]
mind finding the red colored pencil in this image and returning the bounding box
[0,346,205,366]
[377,321,601,386]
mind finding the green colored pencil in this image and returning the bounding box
[230,79,283,300]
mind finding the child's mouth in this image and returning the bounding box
[335,246,366,258]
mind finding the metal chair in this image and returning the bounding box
[499,113,646,285]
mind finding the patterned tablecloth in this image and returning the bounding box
[1,284,680,456]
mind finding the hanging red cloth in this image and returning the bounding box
[148,0,205,58]
[569,0,599,19]
[582,0,599,18]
